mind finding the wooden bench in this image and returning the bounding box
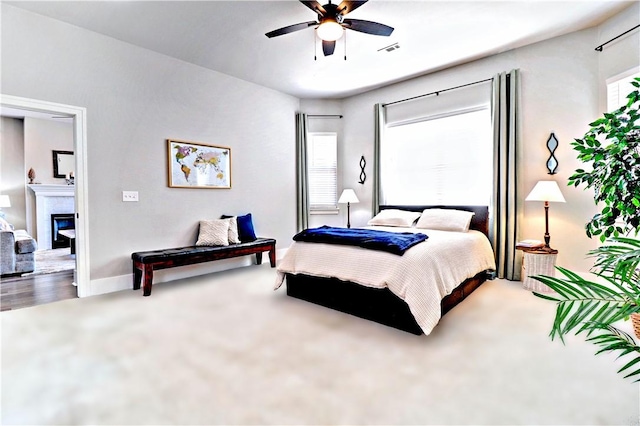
[132,238,276,296]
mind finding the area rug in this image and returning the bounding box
[22,248,75,276]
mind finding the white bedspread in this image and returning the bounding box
[275,226,496,335]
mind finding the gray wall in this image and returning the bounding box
[24,117,74,185]
[2,2,638,288]
[22,117,75,239]
[597,1,640,112]
[0,116,74,235]
[0,117,26,230]
[340,28,602,274]
[301,3,640,274]
[2,4,300,286]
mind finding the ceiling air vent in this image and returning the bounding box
[378,42,400,53]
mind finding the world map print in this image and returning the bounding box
[168,140,231,188]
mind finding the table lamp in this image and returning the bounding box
[338,189,359,228]
[525,180,566,250]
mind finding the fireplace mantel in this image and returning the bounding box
[28,184,75,196]
[28,184,75,249]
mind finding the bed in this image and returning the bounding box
[274,205,496,335]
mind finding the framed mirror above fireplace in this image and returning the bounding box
[52,150,74,178]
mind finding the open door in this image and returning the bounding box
[1,95,90,297]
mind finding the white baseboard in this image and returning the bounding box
[84,247,288,297]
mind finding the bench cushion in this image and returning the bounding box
[132,238,275,264]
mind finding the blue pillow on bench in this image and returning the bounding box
[222,213,257,242]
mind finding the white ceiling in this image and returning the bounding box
[6,0,634,99]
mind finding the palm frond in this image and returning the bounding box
[532,268,639,341]
[532,263,640,381]
[584,323,640,381]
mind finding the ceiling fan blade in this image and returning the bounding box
[265,21,317,38]
[322,40,336,56]
[337,1,368,15]
[300,1,327,16]
[343,18,394,36]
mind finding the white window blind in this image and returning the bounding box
[308,132,338,211]
[607,69,640,112]
[381,107,492,206]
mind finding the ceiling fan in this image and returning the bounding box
[265,0,394,57]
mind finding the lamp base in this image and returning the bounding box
[540,207,558,253]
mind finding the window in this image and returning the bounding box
[307,132,338,212]
[381,107,492,206]
[607,68,640,112]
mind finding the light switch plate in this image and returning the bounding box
[122,191,139,202]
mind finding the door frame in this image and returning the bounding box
[1,94,90,297]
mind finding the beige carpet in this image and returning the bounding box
[1,264,638,425]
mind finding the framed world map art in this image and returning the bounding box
[167,139,231,189]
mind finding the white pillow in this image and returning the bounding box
[196,219,230,246]
[415,209,474,232]
[367,209,421,227]
[227,217,240,244]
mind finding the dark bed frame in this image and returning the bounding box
[285,205,493,335]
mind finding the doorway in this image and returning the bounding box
[0,95,90,298]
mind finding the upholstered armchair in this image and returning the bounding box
[1,229,37,276]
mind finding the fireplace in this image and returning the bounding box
[28,184,75,249]
[51,214,75,249]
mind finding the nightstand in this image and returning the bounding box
[519,247,558,292]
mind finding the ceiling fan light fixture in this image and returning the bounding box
[265,1,393,56]
[317,20,343,41]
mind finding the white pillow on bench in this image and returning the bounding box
[196,219,231,246]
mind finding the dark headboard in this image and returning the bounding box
[380,205,490,237]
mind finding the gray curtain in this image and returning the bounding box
[491,70,521,280]
[296,113,309,232]
[373,103,385,214]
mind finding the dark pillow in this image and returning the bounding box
[221,213,257,242]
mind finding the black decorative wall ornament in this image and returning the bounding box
[546,133,559,175]
[358,156,366,184]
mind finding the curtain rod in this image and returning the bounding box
[595,24,640,52]
[308,114,343,118]
[382,78,493,107]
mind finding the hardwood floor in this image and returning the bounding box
[0,271,77,312]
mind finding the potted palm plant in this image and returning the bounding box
[533,77,640,381]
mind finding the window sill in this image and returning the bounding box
[310,209,339,215]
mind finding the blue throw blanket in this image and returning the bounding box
[293,226,428,255]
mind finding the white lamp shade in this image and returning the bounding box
[317,20,344,41]
[525,180,566,203]
[338,189,359,204]
[0,195,11,208]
